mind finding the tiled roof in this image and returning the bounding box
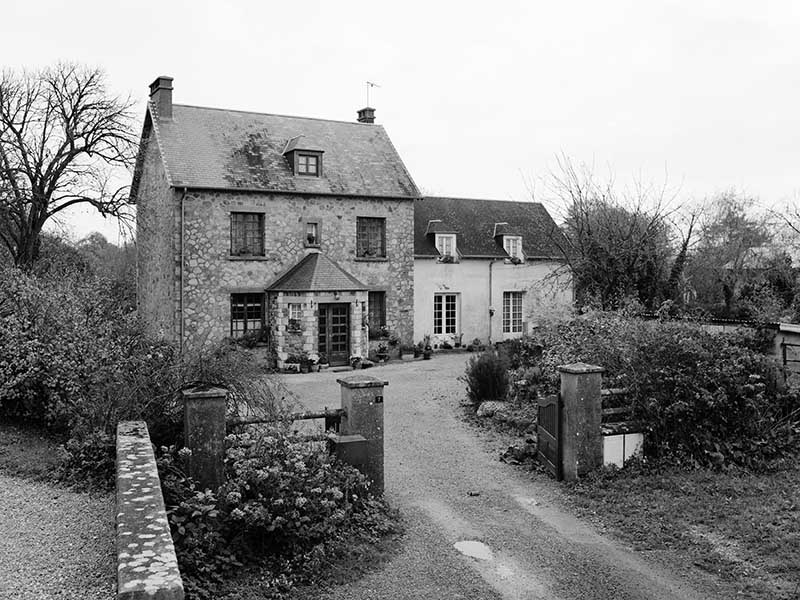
[414,196,567,259]
[266,252,368,292]
[150,104,419,197]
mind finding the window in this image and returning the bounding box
[433,293,458,334]
[356,217,386,258]
[503,235,523,260]
[230,212,264,256]
[288,303,302,331]
[231,293,264,338]
[297,153,319,176]
[368,291,386,337]
[305,221,320,246]
[503,291,523,334]
[435,233,456,257]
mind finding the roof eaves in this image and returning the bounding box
[174,183,419,199]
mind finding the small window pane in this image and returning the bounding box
[231,293,264,338]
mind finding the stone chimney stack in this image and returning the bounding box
[357,107,376,124]
[149,76,174,120]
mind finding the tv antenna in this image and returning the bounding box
[366,81,380,106]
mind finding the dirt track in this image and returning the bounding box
[283,353,730,600]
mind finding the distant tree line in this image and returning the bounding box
[542,157,799,322]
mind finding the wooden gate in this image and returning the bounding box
[537,393,562,480]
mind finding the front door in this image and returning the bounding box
[318,303,350,366]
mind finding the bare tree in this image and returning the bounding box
[0,63,137,268]
[540,156,680,310]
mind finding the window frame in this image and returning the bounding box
[503,235,523,260]
[294,151,322,177]
[368,291,387,338]
[230,212,265,257]
[433,293,458,335]
[435,233,457,258]
[230,293,265,339]
[288,302,303,332]
[502,291,524,334]
[305,219,321,247]
[356,217,387,258]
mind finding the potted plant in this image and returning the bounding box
[439,254,454,264]
[299,351,311,373]
[455,333,463,348]
[317,351,329,370]
[414,342,423,358]
[422,334,433,360]
[308,352,320,372]
[350,354,362,369]
[284,353,301,372]
[376,342,389,362]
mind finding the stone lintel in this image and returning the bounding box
[336,375,389,389]
[557,363,605,375]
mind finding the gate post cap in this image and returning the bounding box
[336,375,389,389]
[557,363,605,374]
[182,385,228,399]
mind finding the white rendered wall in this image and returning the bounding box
[413,257,573,346]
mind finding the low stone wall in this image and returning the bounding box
[116,421,184,600]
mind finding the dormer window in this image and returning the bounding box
[503,235,523,260]
[282,135,324,177]
[297,153,319,176]
[436,233,457,258]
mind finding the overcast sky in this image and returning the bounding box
[4,0,799,243]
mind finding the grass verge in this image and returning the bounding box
[564,462,800,600]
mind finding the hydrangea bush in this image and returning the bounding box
[158,427,400,599]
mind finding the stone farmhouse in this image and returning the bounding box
[131,77,418,367]
[132,76,572,366]
[414,196,573,347]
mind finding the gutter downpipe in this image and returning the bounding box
[179,187,187,353]
[488,258,496,344]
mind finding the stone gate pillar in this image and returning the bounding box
[336,375,386,494]
[558,363,604,481]
[182,386,227,491]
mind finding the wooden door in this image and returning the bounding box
[318,303,350,366]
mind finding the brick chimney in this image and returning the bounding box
[149,76,174,119]
[357,107,375,124]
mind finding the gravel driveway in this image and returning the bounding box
[283,353,730,600]
[0,474,115,600]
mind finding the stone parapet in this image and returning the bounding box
[116,421,184,600]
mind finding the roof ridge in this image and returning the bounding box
[172,103,382,127]
[422,195,544,207]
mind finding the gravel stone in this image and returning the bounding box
[284,353,731,600]
[0,473,115,600]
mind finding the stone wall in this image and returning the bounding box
[116,421,184,599]
[135,130,180,342]
[181,191,414,352]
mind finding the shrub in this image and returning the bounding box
[463,351,510,408]
[515,311,800,468]
[0,265,285,488]
[159,427,401,598]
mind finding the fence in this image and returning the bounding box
[537,363,645,481]
[182,375,387,494]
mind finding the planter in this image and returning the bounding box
[376,353,389,363]
[423,351,432,360]
[300,363,310,374]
